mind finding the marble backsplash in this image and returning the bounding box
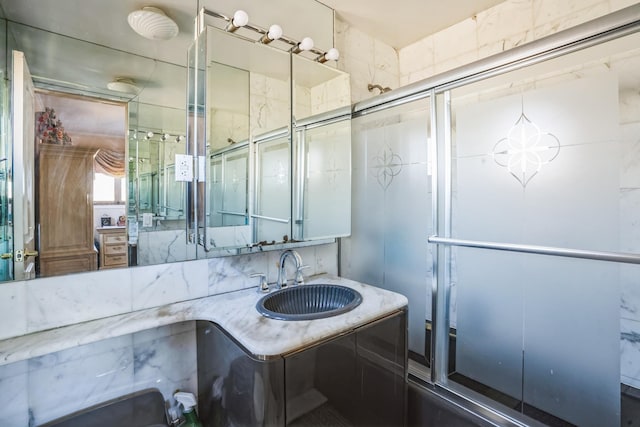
[0,242,338,426]
[0,243,337,340]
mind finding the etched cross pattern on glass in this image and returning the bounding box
[371,146,403,190]
[492,107,560,188]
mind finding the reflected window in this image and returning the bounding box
[93,172,125,204]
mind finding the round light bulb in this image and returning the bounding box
[299,37,314,51]
[325,48,340,61]
[147,131,154,138]
[232,10,249,27]
[267,24,283,40]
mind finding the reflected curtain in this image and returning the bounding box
[94,149,125,178]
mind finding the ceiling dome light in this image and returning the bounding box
[128,6,179,40]
[107,78,139,94]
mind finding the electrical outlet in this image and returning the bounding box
[175,154,193,181]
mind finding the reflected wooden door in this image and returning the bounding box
[11,50,37,280]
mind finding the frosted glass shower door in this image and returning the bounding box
[342,98,432,358]
[450,70,621,426]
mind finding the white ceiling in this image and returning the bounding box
[318,0,507,49]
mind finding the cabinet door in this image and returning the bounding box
[284,311,407,426]
[11,50,36,280]
[38,145,97,276]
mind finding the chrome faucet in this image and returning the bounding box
[277,250,304,289]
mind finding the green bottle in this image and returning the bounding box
[174,391,203,427]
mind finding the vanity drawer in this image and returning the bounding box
[104,253,127,267]
[104,234,127,244]
[104,243,127,255]
[97,228,127,269]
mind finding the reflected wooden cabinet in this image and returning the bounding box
[37,144,98,277]
[96,227,127,269]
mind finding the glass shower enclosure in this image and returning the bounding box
[342,6,640,426]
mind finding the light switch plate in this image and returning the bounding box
[175,154,193,181]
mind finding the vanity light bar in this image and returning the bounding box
[197,7,338,62]
[129,129,185,142]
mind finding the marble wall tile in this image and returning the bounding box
[312,242,339,277]
[433,50,480,75]
[132,322,197,403]
[398,36,435,79]
[208,251,271,294]
[0,361,29,427]
[27,335,135,425]
[335,19,399,104]
[340,56,377,103]
[214,243,340,289]
[622,318,640,388]
[26,268,132,333]
[433,17,478,65]
[295,83,312,118]
[620,123,640,188]
[0,323,199,426]
[476,0,533,49]
[0,281,27,340]
[532,0,607,28]
[310,84,328,115]
[209,109,249,149]
[405,68,436,86]
[533,1,610,39]
[207,226,236,249]
[621,91,640,125]
[374,39,399,79]
[620,187,640,325]
[339,24,375,64]
[621,263,640,324]
[477,30,533,58]
[265,243,338,284]
[137,229,194,266]
[131,260,208,311]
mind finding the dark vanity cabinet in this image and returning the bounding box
[196,310,407,427]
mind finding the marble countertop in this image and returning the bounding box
[0,276,407,366]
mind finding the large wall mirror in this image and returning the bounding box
[0,2,195,281]
[192,19,352,258]
[197,26,292,253]
[0,0,346,283]
[128,101,192,265]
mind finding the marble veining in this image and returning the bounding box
[0,276,407,366]
[4,322,198,426]
[622,331,640,343]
